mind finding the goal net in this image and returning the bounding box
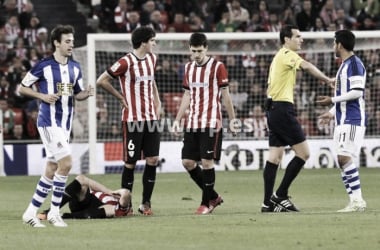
[73,31,380,174]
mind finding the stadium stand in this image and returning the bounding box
[0,0,380,142]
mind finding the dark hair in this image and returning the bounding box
[50,25,75,51]
[335,30,355,51]
[189,32,208,47]
[131,26,156,49]
[279,25,299,45]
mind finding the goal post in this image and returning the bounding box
[81,31,380,174]
[0,110,4,176]
[87,34,97,175]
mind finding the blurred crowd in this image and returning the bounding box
[1,0,380,141]
[83,0,380,33]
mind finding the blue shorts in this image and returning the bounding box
[266,101,305,147]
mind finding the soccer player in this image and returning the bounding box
[172,32,239,215]
[262,25,335,212]
[37,175,132,220]
[96,26,160,216]
[20,25,94,227]
[317,30,367,212]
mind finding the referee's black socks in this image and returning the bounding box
[276,156,305,197]
[263,161,279,206]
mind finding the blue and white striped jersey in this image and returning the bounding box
[21,56,84,130]
[335,55,366,126]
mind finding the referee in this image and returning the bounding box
[262,25,335,212]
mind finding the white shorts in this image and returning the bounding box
[38,127,71,161]
[333,124,365,158]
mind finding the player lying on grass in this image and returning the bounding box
[38,175,132,219]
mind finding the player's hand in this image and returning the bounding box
[86,85,95,97]
[111,193,121,199]
[155,104,162,120]
[119,97,128,109]
[229,118,241,137]
[318,112,333,125]
[316,96,333,105]
[171,119,183,136]
[111,189,124,198]
[42,93,60,104]
[325,77,335,89]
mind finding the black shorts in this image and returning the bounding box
[66,189,106,219]
[68,189,103,213]
[122,120,161,164]
[182,128,223,161]
[266,101,305,147]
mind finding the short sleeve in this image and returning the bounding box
[216,62,229,88]
[107,57,129,78]
[284,50,304,70]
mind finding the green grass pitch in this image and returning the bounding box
[0,168,379,250]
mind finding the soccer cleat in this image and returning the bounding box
[195,205,210,215]
[270,193,299,212]
[47,212,67,227]
[208,195,223,213]
[138,202,153,216]
[261,203,273,212]
[261,203,287,213]
[22,212,46,228]
[337,199,366,213]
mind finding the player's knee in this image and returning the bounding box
[201,159,214,169]
[124,163,135,169]
[294,148,310,161]
[182,159,196,170]
[301,152,310,161]
[267,156,282,165]
[57,155,72,174]
[75,174,87,185]
[337,155,351,168]
[146,156,159,166]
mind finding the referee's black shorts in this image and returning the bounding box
[266,101,306,147]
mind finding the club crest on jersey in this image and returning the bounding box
[128,150,135,157]
[57,142,63,149]
[189,82,209,88]
[57,82,73,96]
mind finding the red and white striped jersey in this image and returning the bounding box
[107,52,158,122]
[91,191,118,206]
[183,57,228,129]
